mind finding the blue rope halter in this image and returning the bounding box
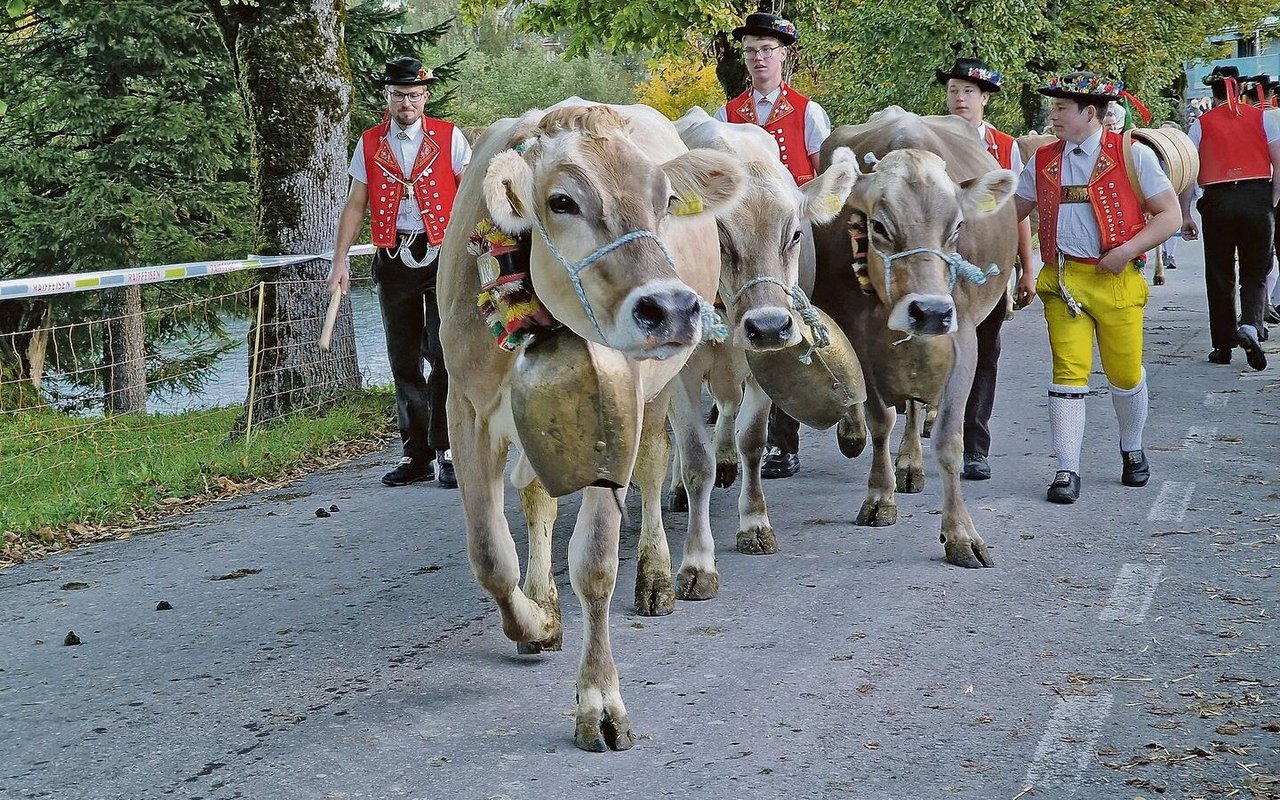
[727,276,829,364]
[529,215,726,347]
[871,246,1001,306]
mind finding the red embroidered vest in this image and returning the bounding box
[726,83,815,186]
[983,124,1015,170]
[361,117,459,247]
[1034,130,1145,263]
[1197,102,1271,185]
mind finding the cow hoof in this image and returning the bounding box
[942,536,994,569]
[837,416,867,458]
[634,573,676,617]
[922,407,938,439]
[663,486,689,513]
[856,499,897,527]
[896,465,925,493]
[516,627,563,654]
[1153,274,1166,286]
[715,461,738,488]
[736,525,778,555]
[676,566,720,600]
[575,708,636,753]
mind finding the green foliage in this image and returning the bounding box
[0,388,395,554]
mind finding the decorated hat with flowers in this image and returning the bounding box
[374,57,437,87]
[936,57,1002,93]
[732,12,798,46]
[1039,71,1124,102]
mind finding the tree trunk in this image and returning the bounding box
[102,285,147,414]
[207,0,361,430]
[714,32,749,101]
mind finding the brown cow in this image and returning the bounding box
[438,100,747,751]
[813,107,1017,568]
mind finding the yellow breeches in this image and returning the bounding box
[1037,259,1149,390]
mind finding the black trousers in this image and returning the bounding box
[963,291,1008,457]
[1198,180,1274,349]
[372,236,449,463]
[766,405,800,454]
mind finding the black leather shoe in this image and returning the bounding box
[1121,449,1149,487]
[382,457,434,487]
[1266,305,1280,325]
[962,452,991,481]
[1046,470,1080,504]
[437,450,457,489]
[761,447,799,479]
[1237,324,1267,371]
[1207,348,1232,365]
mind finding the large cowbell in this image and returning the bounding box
[745,307,866,429]
[511,329,642,498]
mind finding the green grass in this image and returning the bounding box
[0,389,395,561]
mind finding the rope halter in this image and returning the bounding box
[529,215,726,348]
[727,276,829,364]
[870,245,1000,307]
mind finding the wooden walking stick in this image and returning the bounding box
[318,289,342,352]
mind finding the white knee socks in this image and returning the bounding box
[1110,370,1149,453]
[1048,385,1088,474]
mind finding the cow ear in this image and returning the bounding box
[661,149,747,217]
[483,150,535,233]
[801,147,858,224]
[958,169,1017,218]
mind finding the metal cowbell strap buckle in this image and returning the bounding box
[727,276,829,364]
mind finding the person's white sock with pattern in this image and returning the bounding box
[1110,369,1148,452]
[1048,384,1088,473]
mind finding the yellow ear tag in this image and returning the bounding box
[978,192,998,214]
[672,193,704,216]
[818,193,843,216]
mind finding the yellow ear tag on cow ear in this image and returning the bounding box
[818,193,843,216]
[977,191,998,214]
[672,193,704,216]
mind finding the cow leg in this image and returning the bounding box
[936,335,993,569]
[664,418,689,513]
[837,403,868,458]
[1153,246,1166,286]
[920,401,939,439]
[896,402,926,493]
[632,393,677,617]
[570,487,636,752]
[452,396,559,651]
[856,399,898,526]
[669,372,720,600]
[735,377,777,554]
[708,361,743,489]
[516,479,563,653]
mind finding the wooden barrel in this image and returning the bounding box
[1015,133,1056,166]
[1129,127,1199,195]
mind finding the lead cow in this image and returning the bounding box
[438,102,746,751]
[813,107,1017,568]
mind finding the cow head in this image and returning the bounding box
[848,149,1015,336]
[718,147,859,351]
[483,106,746,360]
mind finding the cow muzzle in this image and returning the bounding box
[738,307,798,351]
[618,280,703,358]
[888,293,957,336]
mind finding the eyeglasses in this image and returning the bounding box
[388,89,427,102]
[743,45,783,59]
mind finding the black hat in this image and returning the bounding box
[1201,65,1239,86]
[935,57,1002,93]
[1038,71,1123,102]
[374,57,437,87]
[731,13,797,46]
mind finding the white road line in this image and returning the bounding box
[1099,564,1163,623]
[1025,694,1115,793]
[1184,425,1217,452]
[1147,481,1195,523]
[1238,372,1276,381]
[1203,393,1229,408]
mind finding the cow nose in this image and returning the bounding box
[632,287,700,337]
[907,298,955,335]
[742,309,794,348]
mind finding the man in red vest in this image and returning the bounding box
[935,57,1037,481]
[1012,73,1182,504]
[715,11,832,479]
[327,58,472,487]
[1181,66,1280,372]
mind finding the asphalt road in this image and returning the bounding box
[2,238,1277,800]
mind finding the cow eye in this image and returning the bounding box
[871,219,890,239]
[548,193,579,215]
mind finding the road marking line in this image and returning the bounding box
[1238,372,1275,381]
[1099,564,1163,623]
[1025,694,1114,792]
[1203,393,1229,408]
[1147,481,1194,523]
[1184,425,1217,452]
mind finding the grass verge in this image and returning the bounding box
[0,389,395,565]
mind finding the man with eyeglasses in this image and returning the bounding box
[327,57,472,488]
[715,11,832,479]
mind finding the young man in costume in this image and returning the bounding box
[936,57,1037,481]
[1181,66,1280,371]
[327,58,472,487]
[1012,73,1182,504]
[714,12,833,480]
